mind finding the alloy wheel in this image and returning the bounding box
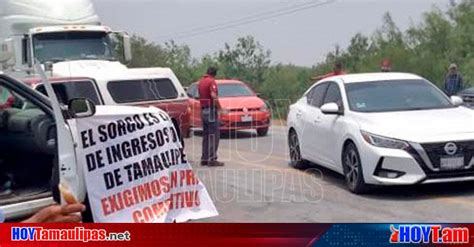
[344,149,359,189]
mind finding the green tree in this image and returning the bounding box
[216,36,271,87]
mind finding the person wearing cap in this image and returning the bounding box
[312,62,346,81]
[380,59,392,72]
[444,63,464,96]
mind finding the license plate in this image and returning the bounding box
[440,156,465,170]
[241,115,253,122]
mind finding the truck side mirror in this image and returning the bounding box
[122,33,132,63]
[69,98,96,118]
[0,38,16,67]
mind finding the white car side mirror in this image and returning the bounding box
[451,96,463,106]
[321,103,342,115]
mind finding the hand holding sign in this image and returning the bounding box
[59,182,79,205]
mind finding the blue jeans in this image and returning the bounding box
[201,107,220,162]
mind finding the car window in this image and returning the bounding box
[346,79,453,112]
[323,82,343,108]
[218,84,254,97]
[0,80,56,208]
[308,83,328,108]
[108,78,179,103]
[36,80,102,105]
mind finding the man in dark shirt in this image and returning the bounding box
[444,63,464,96]
[198,67,224,167]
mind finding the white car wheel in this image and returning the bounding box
[342,142,369,194]
[288,130,306,168]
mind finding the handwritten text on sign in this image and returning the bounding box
[76,108,218,223]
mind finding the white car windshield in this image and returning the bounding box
[346,79,453,113]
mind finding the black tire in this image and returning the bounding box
[342,142,369,194]
[288,130,306,169]
[256,128,269,137]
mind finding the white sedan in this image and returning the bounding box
[287,73,474,193]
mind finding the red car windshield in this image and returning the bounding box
[218,84,254,97]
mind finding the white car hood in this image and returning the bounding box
[354,107,474,143]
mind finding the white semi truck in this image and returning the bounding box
[0,0,132,77]
[0,0,191,138]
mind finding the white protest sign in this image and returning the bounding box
[75,106,218,223]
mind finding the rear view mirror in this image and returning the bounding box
[0,38,16,67]
[451,96,463,106]
[69,98,96,118]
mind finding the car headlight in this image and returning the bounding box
[220,108,230,115]
[361,131,410,150]
[259,104,269,112]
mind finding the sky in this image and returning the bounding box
[94,0,451,66]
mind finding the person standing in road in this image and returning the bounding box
[198,67,224,167]
[444,63,464,96]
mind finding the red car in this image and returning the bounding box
[187,80,271,136]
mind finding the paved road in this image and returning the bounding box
[185,124,474,222]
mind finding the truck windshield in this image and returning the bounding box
[33,31,116,63]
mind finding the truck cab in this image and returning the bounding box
[0,25,131,78]
[0,0,132,77]
[0,0,191,138]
